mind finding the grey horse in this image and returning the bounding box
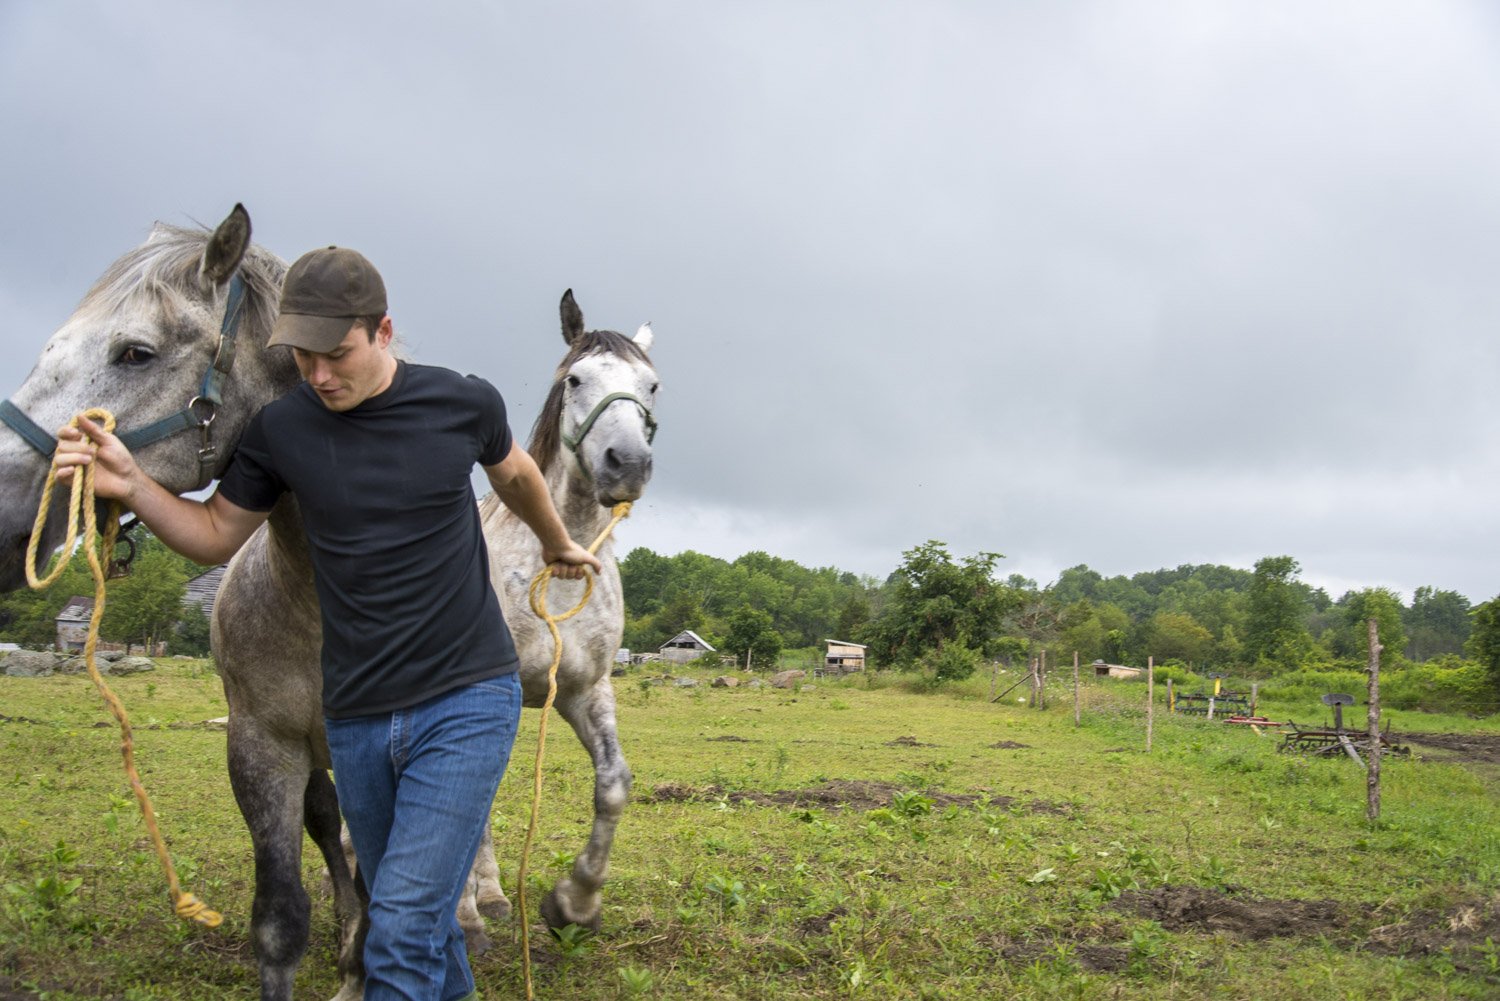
[0,205,659,1001]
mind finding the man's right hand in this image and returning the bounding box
[53,415,140,504]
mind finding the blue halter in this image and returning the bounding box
[1,272,249,484]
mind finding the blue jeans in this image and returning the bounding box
[325,674,522,1001]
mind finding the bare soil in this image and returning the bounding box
[1401,731,1500,766]
[645,778,1069,815]
[1116,885,1344,939]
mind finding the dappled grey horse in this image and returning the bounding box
[0,206,659,1001]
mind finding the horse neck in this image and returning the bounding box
[542,455,616,560]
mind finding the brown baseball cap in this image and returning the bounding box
[268,246,388,352]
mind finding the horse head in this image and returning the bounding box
[0,204,293,590]
[529,289,658,507]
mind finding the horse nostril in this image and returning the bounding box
[603,447,621,471]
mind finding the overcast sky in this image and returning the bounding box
[2,2,1497,604]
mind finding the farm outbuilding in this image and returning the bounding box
[1092,660,1144,679]
[55,597,94,652]
[181,564,229,617]
[659,630,716,665]
[823,639,867,675]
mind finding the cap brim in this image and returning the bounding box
[267,312,357,352]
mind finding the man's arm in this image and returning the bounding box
[483,442,602,581]
[54,415,270,565]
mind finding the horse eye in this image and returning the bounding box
[649,382,659,395]
[567,375,582,389]
[116,345,156,366]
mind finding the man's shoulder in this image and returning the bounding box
[405,363,504,407]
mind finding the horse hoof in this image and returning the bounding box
[477,894,511,922]
[539,888,601,933]
[464,926,494,956]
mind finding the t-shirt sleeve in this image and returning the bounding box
[470,375,514,466]
[215,410,287,512]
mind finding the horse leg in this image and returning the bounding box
[303,769,365,1001]
[540,681,632,932]
[227,722,314,1001]
[472,823,511,921]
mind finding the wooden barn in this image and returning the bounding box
[659,630,716,666]
[181,564,229,617]
[823,639,868,675]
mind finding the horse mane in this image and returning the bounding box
[76,223,286,345]
[529,330,652,475]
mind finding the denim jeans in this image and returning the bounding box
[325,674,522,1001]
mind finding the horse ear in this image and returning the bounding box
[560,288,585,345]
[633,322,653,353]
[200,203,252,289]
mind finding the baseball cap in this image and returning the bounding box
[267,246,388,352]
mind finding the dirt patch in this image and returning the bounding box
[646,778,1068,816]
[1116,885,1346,940]
[884,735,935,747]
[705,735,752,742]
[1401,731,1500,766]
[1365,894,1500,971]
[987,740,1031,749]
[998,940,1129,973]
[796,906,847,936]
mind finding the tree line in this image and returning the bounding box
[618,543,1500,700]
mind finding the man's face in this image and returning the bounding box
[291,318,396,412]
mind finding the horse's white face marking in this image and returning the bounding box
[559,345,658,504]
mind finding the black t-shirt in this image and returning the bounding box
[217,361,519,718]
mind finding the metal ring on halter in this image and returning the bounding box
[187,396,218,428]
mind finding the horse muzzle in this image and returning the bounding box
[594,447,653,506]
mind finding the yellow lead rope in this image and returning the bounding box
[26,409,221,929]
[516,501,631,1000]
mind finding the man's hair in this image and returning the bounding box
[355,314,386,342]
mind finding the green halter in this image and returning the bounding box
[561,392,657,480]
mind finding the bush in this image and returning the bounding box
[918,642,981,689]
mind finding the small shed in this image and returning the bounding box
[56,596,95,653]
[182,564,229,617]
[823,639,867,675]
[1092,659,1143,680]
[659,630,715,665]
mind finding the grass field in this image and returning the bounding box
[2,659,1499,999]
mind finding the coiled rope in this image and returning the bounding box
[25,409,221,929]
[516,501,631,1000]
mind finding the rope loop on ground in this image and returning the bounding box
[516,501,630,1000]
[26,409,222,929]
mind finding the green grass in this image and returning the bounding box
[2,661,1498,998]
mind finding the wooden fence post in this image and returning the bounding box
[1367,618,1382,822]
[1072,650,1080,726]
[1146,656,1155,753]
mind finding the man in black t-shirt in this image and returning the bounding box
[56,246,599,1001]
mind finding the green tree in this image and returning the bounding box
[101,537,191,652]
[865,541,1021,670]
[1243,556,1313,670]
[1404,586,1471,661]
[1331,587,1407,664]
[1145,610,1214,666]
[1465,596,1500,690]
[174,603,213,656]
[722,606,783,670]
